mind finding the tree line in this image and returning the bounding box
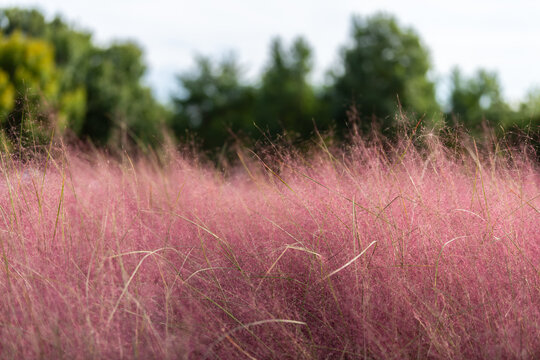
[0,8,538,154]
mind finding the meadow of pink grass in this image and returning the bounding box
[0,133,538,359]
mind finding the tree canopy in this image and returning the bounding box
[255,37,321,138]
[0,7,536,154]
[171,55,255,149]
[329,14,439,132]
[0,31,58,149]
[0,7,166,149]
[447,68,511,131]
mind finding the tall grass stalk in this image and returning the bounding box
[0,129,538,359]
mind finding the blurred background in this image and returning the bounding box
[0,1,538,153]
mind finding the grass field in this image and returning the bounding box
[0,131,538,359]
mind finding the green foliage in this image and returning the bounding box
[45,17,93,135]
[0,68,15,117]
[0,8,46,38]
[0,8,95,138]
[0,31,58,103]
[81,43,165,146]
[512,88,540,130]
[171,38,326,149]
[0,31,59,148]
[0,7,167,149]
[509,89,540,157]
[0,7,535,154]
[330,13,439,132]
[255,37,322,138]
[447,67,512,131]
[171,55,255,149]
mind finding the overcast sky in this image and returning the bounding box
[2,0,539,104]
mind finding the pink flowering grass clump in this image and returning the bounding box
[0,132,538,359]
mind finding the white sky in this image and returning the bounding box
[2,0,540,105]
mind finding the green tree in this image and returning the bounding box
[0,7,167,148]
[255,37,322,138]
[0,8,94,135]
[507,88,540,130]
[45,17,93,134]
[447,67,512,132]
[330,13,439,132]
[81,43,165,146]
[0,8,46,38]
[510,89,540,156]
[0,31,59,148]
[171,55,255,149]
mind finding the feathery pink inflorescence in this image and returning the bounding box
[0,134,538,359]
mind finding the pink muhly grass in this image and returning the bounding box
[0,132,538,359]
